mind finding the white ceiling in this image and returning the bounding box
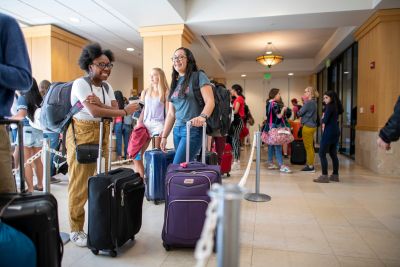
[1,0,399,79]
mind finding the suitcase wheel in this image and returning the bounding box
[91,249,99,255]
[154,200,160,205]
[163,242,171,251]
[227,173,230,177]
[109,250,117,257]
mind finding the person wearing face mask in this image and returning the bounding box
[314,90,343,183]
[297,86,319,172]
[160,47,215,164]
[66,43,140,247]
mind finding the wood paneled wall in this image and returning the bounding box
[354,9,400,131]
[23,25,87,83]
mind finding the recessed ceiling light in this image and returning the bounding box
[126,47,135,52]
[343,71,349,74]
[288,73,294,76]
[241,74,247,77]
[266,51,272,55]
[69,17,80,23]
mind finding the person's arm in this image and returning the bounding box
[378,96,400,147]
[160,102,176,152]
[190,84,214,127]
[297,102,310,117]
[0,16,32,91]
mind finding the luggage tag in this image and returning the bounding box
[180,162,188,168]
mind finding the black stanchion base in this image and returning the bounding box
[244,193,271,202]
[60,232,70,245]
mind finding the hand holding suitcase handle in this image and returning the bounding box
[186,121,207,164]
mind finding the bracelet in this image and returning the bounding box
[161,136,167,139]
[123,108,128,116]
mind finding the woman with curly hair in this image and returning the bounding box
[66,43,139,247]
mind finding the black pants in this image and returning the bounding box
[318,142,339,175]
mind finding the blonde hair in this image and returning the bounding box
[146,68,169,103]
[306,86,319,99]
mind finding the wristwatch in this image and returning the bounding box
[200,113,208,119]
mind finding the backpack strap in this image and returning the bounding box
[192,71,205,107]
[83,76,107,104]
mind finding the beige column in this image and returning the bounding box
[139,24,194,91]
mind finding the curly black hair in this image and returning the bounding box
[78,43,114,72]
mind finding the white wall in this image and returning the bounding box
[108,60,134,98]
[226,76,309,143]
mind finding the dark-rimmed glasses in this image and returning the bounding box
[93,63,114,69]
[171,55,186,62]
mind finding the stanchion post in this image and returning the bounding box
[244,131,271,202]
[42,139,51,193]
[210,184,244,267]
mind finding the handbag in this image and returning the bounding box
[263,102,294,145]
[127,123,150,158]
[72,120,99,164]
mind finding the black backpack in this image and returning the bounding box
[192,71,232,136]
[40,77,109,133]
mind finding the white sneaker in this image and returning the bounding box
[70,231,87,247]
[232,161,240,171]
[279,165,292,173]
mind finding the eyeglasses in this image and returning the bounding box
[171,55,186,62]
[93,63,114,69]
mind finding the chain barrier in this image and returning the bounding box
[194,183,220,267]
[12,146,133,176]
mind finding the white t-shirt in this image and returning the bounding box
[70,77,115,121]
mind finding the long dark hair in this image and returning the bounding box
[22,78,42,122]
[324,90,344,115]
[231,84,245,99]
[268,88,280,100]
[169,47,198,99]
[114,90,124,109]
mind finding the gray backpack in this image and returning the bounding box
[40,77,109,133]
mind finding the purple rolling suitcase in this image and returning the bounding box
[144,136,175,204]
[162,122,221,250]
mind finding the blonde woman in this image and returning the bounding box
[133,68,169,178]
[297,86,319,172]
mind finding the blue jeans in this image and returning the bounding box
[122,124,132,159]
[267,145,283,166]
[43,132,59,176]
[114,122,123,157]
[173,125,203,164]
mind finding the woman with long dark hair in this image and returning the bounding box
[314,90,343,183]
[160,47,214,164]
[265,88,292,173]
[230,84,245,170]
[12,78,44,192]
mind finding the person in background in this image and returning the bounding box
[277,99,292,158]
[297,86,319,172]
[12,78,44,192]
[134,68,169,178]
[39,79,51,97]
[265,88,292,173]
[377,96,400,150]
[122,97,133,159]
[160,47,214,164]
[0,13,32,193]
[229,84,245,170]
[40,79,62,183]
[291,98,302,120]
[67,43,139,247]
[114,90,125,161]
[314,90,343,183]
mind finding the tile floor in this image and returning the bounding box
[48,146,400,267]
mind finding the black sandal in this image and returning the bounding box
[33,185,43,191]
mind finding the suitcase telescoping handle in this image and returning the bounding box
[186,121,207,164]
[97,117,113,175]
[0,118,25,192]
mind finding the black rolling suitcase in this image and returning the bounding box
[0,119,63,267]
[290,140,307,165]
[87,119,145,257]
